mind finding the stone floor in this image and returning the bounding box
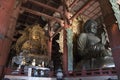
[4,75,118,80]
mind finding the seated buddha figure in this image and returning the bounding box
[77,19,112,69]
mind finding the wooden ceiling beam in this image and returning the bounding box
[28,0,62,14]
[90,11,101,19]
[21,13,38,20]
[51,27,63,38]
[82,0,97,14]
[80,13,91,19]
[70,0,92,20]
[21,7,64,24]
[69,0,80,8]
[87,3,100,15]
[17,19,35,26]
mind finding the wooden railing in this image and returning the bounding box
[4,67,116,77]
[66,67,117,77]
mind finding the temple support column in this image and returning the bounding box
[107,24,120,79]
[63,28,68,75]
[62,8,69,76]
[66,28,73,72]
[0,0,20,78]
[48,38,52,60]
[62,0,73,75]
[98,0,120,79]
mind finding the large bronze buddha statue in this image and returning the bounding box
[76,19,114,69]
[77,19,109,58]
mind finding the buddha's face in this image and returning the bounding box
[32,31,40,40]
[90,23,97,34]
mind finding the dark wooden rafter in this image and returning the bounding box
[40,0,52,13]
[48,20,63,39]
[82,5,100,19]
[70,0,93,20]
[21,7,64,24]
[82,0,97,14]
[18,18,35,24]
[89,9,101,19]
[80,14,91,19]
[36,1,50,23]
[21,6,64,39]
[20,13,38,20]
[87,5,100,15]
[28,0,62,14]
[51,27,64,38]
[47,6,64,39]
[69,0,80,8]
[18,13,39,24]
[90,11,101,19]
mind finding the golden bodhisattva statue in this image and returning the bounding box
[14,24,50,67]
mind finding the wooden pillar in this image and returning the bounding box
[107,24,120,79]
[98,0,115,26]
[0,0,20,78]
[48,20,55,61]
[98,0,120,78]
[62,0,71,76]
[63,25,68,76]
[48,38,52,60]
